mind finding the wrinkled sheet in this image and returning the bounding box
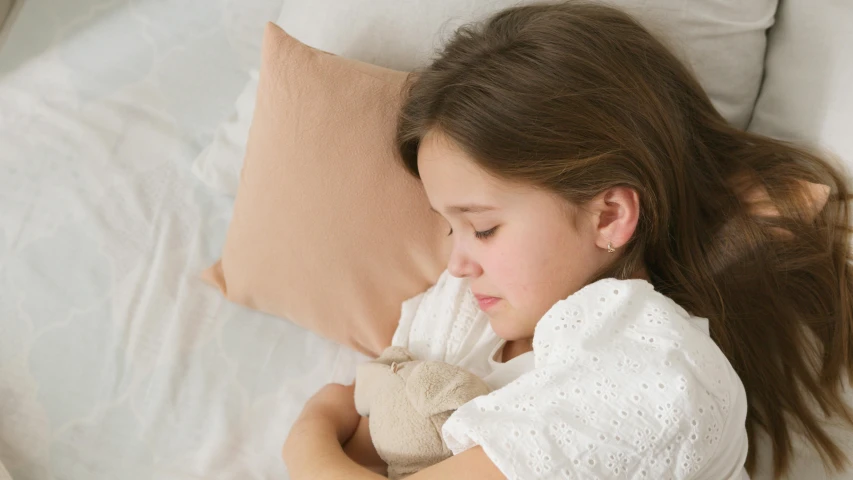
[0,1,366,478]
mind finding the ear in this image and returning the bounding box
[405,362,491,418]
[587,186,640,251]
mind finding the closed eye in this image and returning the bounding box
[475,226,498,240]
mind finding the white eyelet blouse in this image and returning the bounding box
[392,271,750,480]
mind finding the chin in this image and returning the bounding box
[487,315,533,342]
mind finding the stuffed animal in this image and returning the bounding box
[354,346,491,480]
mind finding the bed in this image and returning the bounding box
[0,1,367,478]
[2,0,852,479]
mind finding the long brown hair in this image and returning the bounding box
[396,1,853,477]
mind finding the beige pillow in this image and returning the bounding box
[203,23,449,357]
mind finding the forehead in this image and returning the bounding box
[417,131,515,204]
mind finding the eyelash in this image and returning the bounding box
[447,226,498,239]
[475,227,498,239]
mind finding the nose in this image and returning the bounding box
[447,242,481,278]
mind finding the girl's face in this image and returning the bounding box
[418,131,619,342]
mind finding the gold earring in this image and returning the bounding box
[607,242,615,253]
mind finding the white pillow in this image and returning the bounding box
[191,70,258,196]
[192,0,778,197]
[747,0,853,176]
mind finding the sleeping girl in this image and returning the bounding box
[283,2,853,479]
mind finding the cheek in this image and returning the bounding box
[499,224,583,308]
[484,234,552,301]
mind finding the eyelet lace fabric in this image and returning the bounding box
[436,278,750,479]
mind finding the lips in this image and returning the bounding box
[474,294,501,311]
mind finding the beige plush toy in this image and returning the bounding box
[354,346,491,480]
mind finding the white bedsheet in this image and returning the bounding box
[0,1,367,479]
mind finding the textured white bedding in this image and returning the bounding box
[3,0,852,479]
[0,1,365,479]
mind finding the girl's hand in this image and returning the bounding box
[281,383,500,480]
[283,383,361,461]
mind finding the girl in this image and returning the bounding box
[282,1,853,478]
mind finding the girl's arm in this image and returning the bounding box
[407,447,505,480]
[283,412,386,480]
[342,416,387,475]
[283,383,505,480]
[284,414,504,480]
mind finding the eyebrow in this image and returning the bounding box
[430,204,497,214]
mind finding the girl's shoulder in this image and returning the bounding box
[534,277,706,346]
[533,277,709,355]
[532,277,735,401]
